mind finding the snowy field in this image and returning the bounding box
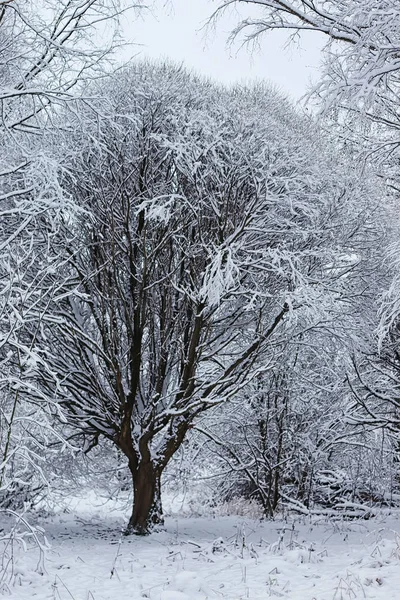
[3,503,400,600]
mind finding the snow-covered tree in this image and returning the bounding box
[0,0,146,510]
[213,2,400,169]
[211,0,400,462]
[214,2,398,106]
[197,313,399,516]
[30,62,376,534]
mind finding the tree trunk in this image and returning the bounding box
[125,460,163,535]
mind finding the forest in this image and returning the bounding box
[2,1,400,599]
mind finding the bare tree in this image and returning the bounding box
[196,316,398,517]
[211,1,400,456]
[0,0,146,510]
[31,62,372,534]
[212,1,400,165]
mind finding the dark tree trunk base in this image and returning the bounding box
[124,517,165,537]
[125,460,163,536]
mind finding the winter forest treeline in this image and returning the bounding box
[2,0,400,539]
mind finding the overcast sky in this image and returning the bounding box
[121,0,324,102]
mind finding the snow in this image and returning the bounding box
[5,507,400,599]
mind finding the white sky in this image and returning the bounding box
[121,0,325,102]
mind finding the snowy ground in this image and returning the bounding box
[3,505,400,599]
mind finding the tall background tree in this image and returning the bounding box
[212,1,400,180]
[211,0,400,472]
[0,0,145,510]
